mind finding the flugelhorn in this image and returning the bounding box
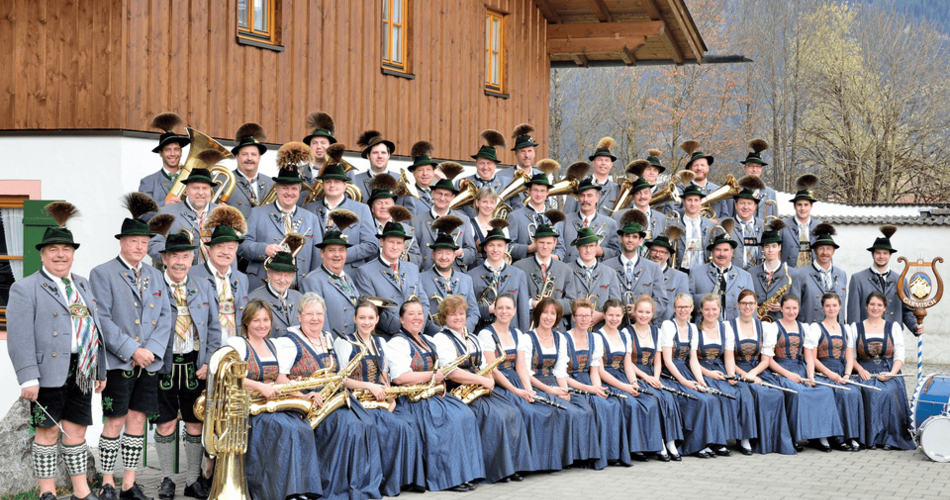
[166,127,235,204]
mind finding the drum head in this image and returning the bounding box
[919,415,950,463]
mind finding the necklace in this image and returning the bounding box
[356,331,377,356]
[537,330,553,341]
[303,331,325,352]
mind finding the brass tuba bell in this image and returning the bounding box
[649,170,694,209]
[210,166,237,204]
[167,127,235,204]
[449,178,479,211]
[700,174,741,214]
[490,169,532,219]
[302,159,362,205]
[394,168,421,199]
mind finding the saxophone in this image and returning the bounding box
[410,343,472,402]
[451,354,506,405]
[306,339,367,427]
[757,265,792,323]
[353,379,439,411]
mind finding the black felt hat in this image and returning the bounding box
[160,232,197,254]
[866,225,897,253]
[36,202,81,250]
[357,130,395,159]
[150,112,190,153]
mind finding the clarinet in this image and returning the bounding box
[606,389,629,399]
[632,384,654,396]
[724,375,798,394]
[533,393,566,410]
[658,384,698,400]
[806,377,852,391]
[698,384,738,400]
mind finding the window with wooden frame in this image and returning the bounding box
[0,195,27,330]
[237,0,281,48]
[382,0,411,74]
[485,9,507,95]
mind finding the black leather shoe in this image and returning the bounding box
[793,443,804,452]
[183,479,210,499]
[100,485,119,500]
[120,483,153,500]
[740,447,754,456]
[510,473,524,482]
[40,492,57,500]
[404,484,426,493]
[465,482,477,491]
[670,452,682,462]
[448,485,469,493]
[159,477,175,500]
[695,450,712,459]
[71,492,100,500]
[881,444,895,451]
[631,452,649,462]
[656,452,671,462]
[713,446,732,457]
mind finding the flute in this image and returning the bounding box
[816,373,882,391]
[724,375,798,394]
[806,378,851,391]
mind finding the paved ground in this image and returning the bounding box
[122,364,950,500]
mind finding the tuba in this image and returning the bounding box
[490,169,532,219]
[394,168,421,199]
[195,346,251,500]
[302,159,362,205]
[210,166,238,204]
[167,127,234,204]
[449,179,479,211]
[700,174,741,214]
[650,170,694,209]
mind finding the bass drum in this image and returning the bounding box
[917,414,950,463]
[911,374,950,431]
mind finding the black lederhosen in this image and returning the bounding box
[101,366,160,418]
[31,354,94,428]
[155,351,205,424]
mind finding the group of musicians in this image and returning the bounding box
[7,111,924,500]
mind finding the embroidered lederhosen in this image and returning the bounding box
[729,319,763,364]
[629,325,661,368]
[600,330,628,370]
[855,321,896,364]
[246,338,280,382]
[774,321,806,360]
[816,323,847,362]
[396,330,438,372]
[290,332,336,379]
[486,325,520,371]
[348,333,386,384]
[528,330,561,377]
[565,331,594,375]
[696,321,725,363]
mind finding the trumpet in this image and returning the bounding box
[534,275,557,301]
[166,127,234,204]
[394,168,421,199]
[450,179,478,210]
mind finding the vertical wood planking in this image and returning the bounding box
[0,1,16,127]
[23,0,48,128]
[76,0,94,127]
[189,0,208,130]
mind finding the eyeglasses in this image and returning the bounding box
[674,305,692,310]
[574,314,592,319]
[739,301,757,306]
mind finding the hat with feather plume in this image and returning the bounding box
[150,112,191,153]
[588,137,618,162]
[471,130,507,162]
[680,140,714,170]
[302,111,337,145]
[867,225,897,253]
[357,130,396,159]
[510,123,539,151]
[740,139,769,166]
[115,192,154,239]
[232,122,267,156]
[37,202,82,250]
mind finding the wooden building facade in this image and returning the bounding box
[0,0,705,162]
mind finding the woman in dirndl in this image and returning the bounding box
[660,293,729,458]
[229,299,323,500]
[335,299,426,495]
[430,295,533,484]
[695,293,758,456]
[848,291,915,450]
[725,289,796,455]
[521,297,602,468]
[595,298,668,461]
[286,293,381,500]
[761,294,843,452]
[384,299,485,492]
[477,293,572,472]
[805,291,865,452]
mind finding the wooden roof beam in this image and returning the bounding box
[640,0,661,20]
[658,21,684,65]
[659,0,704,61]
[588,0,614,22]
[534,0,562,24]
[548,21,663,39]
[571,53,589,67]
[548,35,648,54]
[620,43,643,66]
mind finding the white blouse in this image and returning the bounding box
[729,320,777,357]
[564,330,604,368]
[848,321,905,360]
[333,335,388,375]
[804,322,856,351]
[517,331,569,378]
[431,329,487,372]
[697,321,736,352]
[226,336,297,374]
[599,327,634,354]
[660,320,699,350]
[477,326,523,354]
[383,333,437,381]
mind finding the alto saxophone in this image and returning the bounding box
[451,354,506,405]
[757,265,792,323]
[411,343,472,402]
[353,379,439,411]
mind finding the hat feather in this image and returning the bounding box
[357,130,382,148]
[370,173,397,191]
[388,205,412,223]
[329,209,359,230]
[196,149,225,168]
[719,218,735,237]
[566,161,591,182]
[512,123,534,138]
[284,232,306,250]
[148,213,176,236]
[481,129,507,149]
[432,215,463,235]
[150,112,183,133]
[667,225,684,241]
[489,219,510,230]
[647,148,662,158]
[796,174,818,191]
[880,225,897,239]
[45,201,80,227]
[325,143,346,165]
[121,193,158,220]
[814,223,836,237]
[306,112,334,134]
[596,137,616,150]
[536,159,560,175]
[749,138,769,153]
[680,140,700,155]
[235,122,266,143]
[437,162,464,181]
[620,209,648,228]
[739,175,766,191]
[204,206,248,234]
[410,140,434,158]
[677,169,696,185]
[769,219,787,232]
[627,159,650,176]
[277,142,315,168]
[543,209,566,225]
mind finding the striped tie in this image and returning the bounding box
[172,283,193,349]
[63,277,99,393]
